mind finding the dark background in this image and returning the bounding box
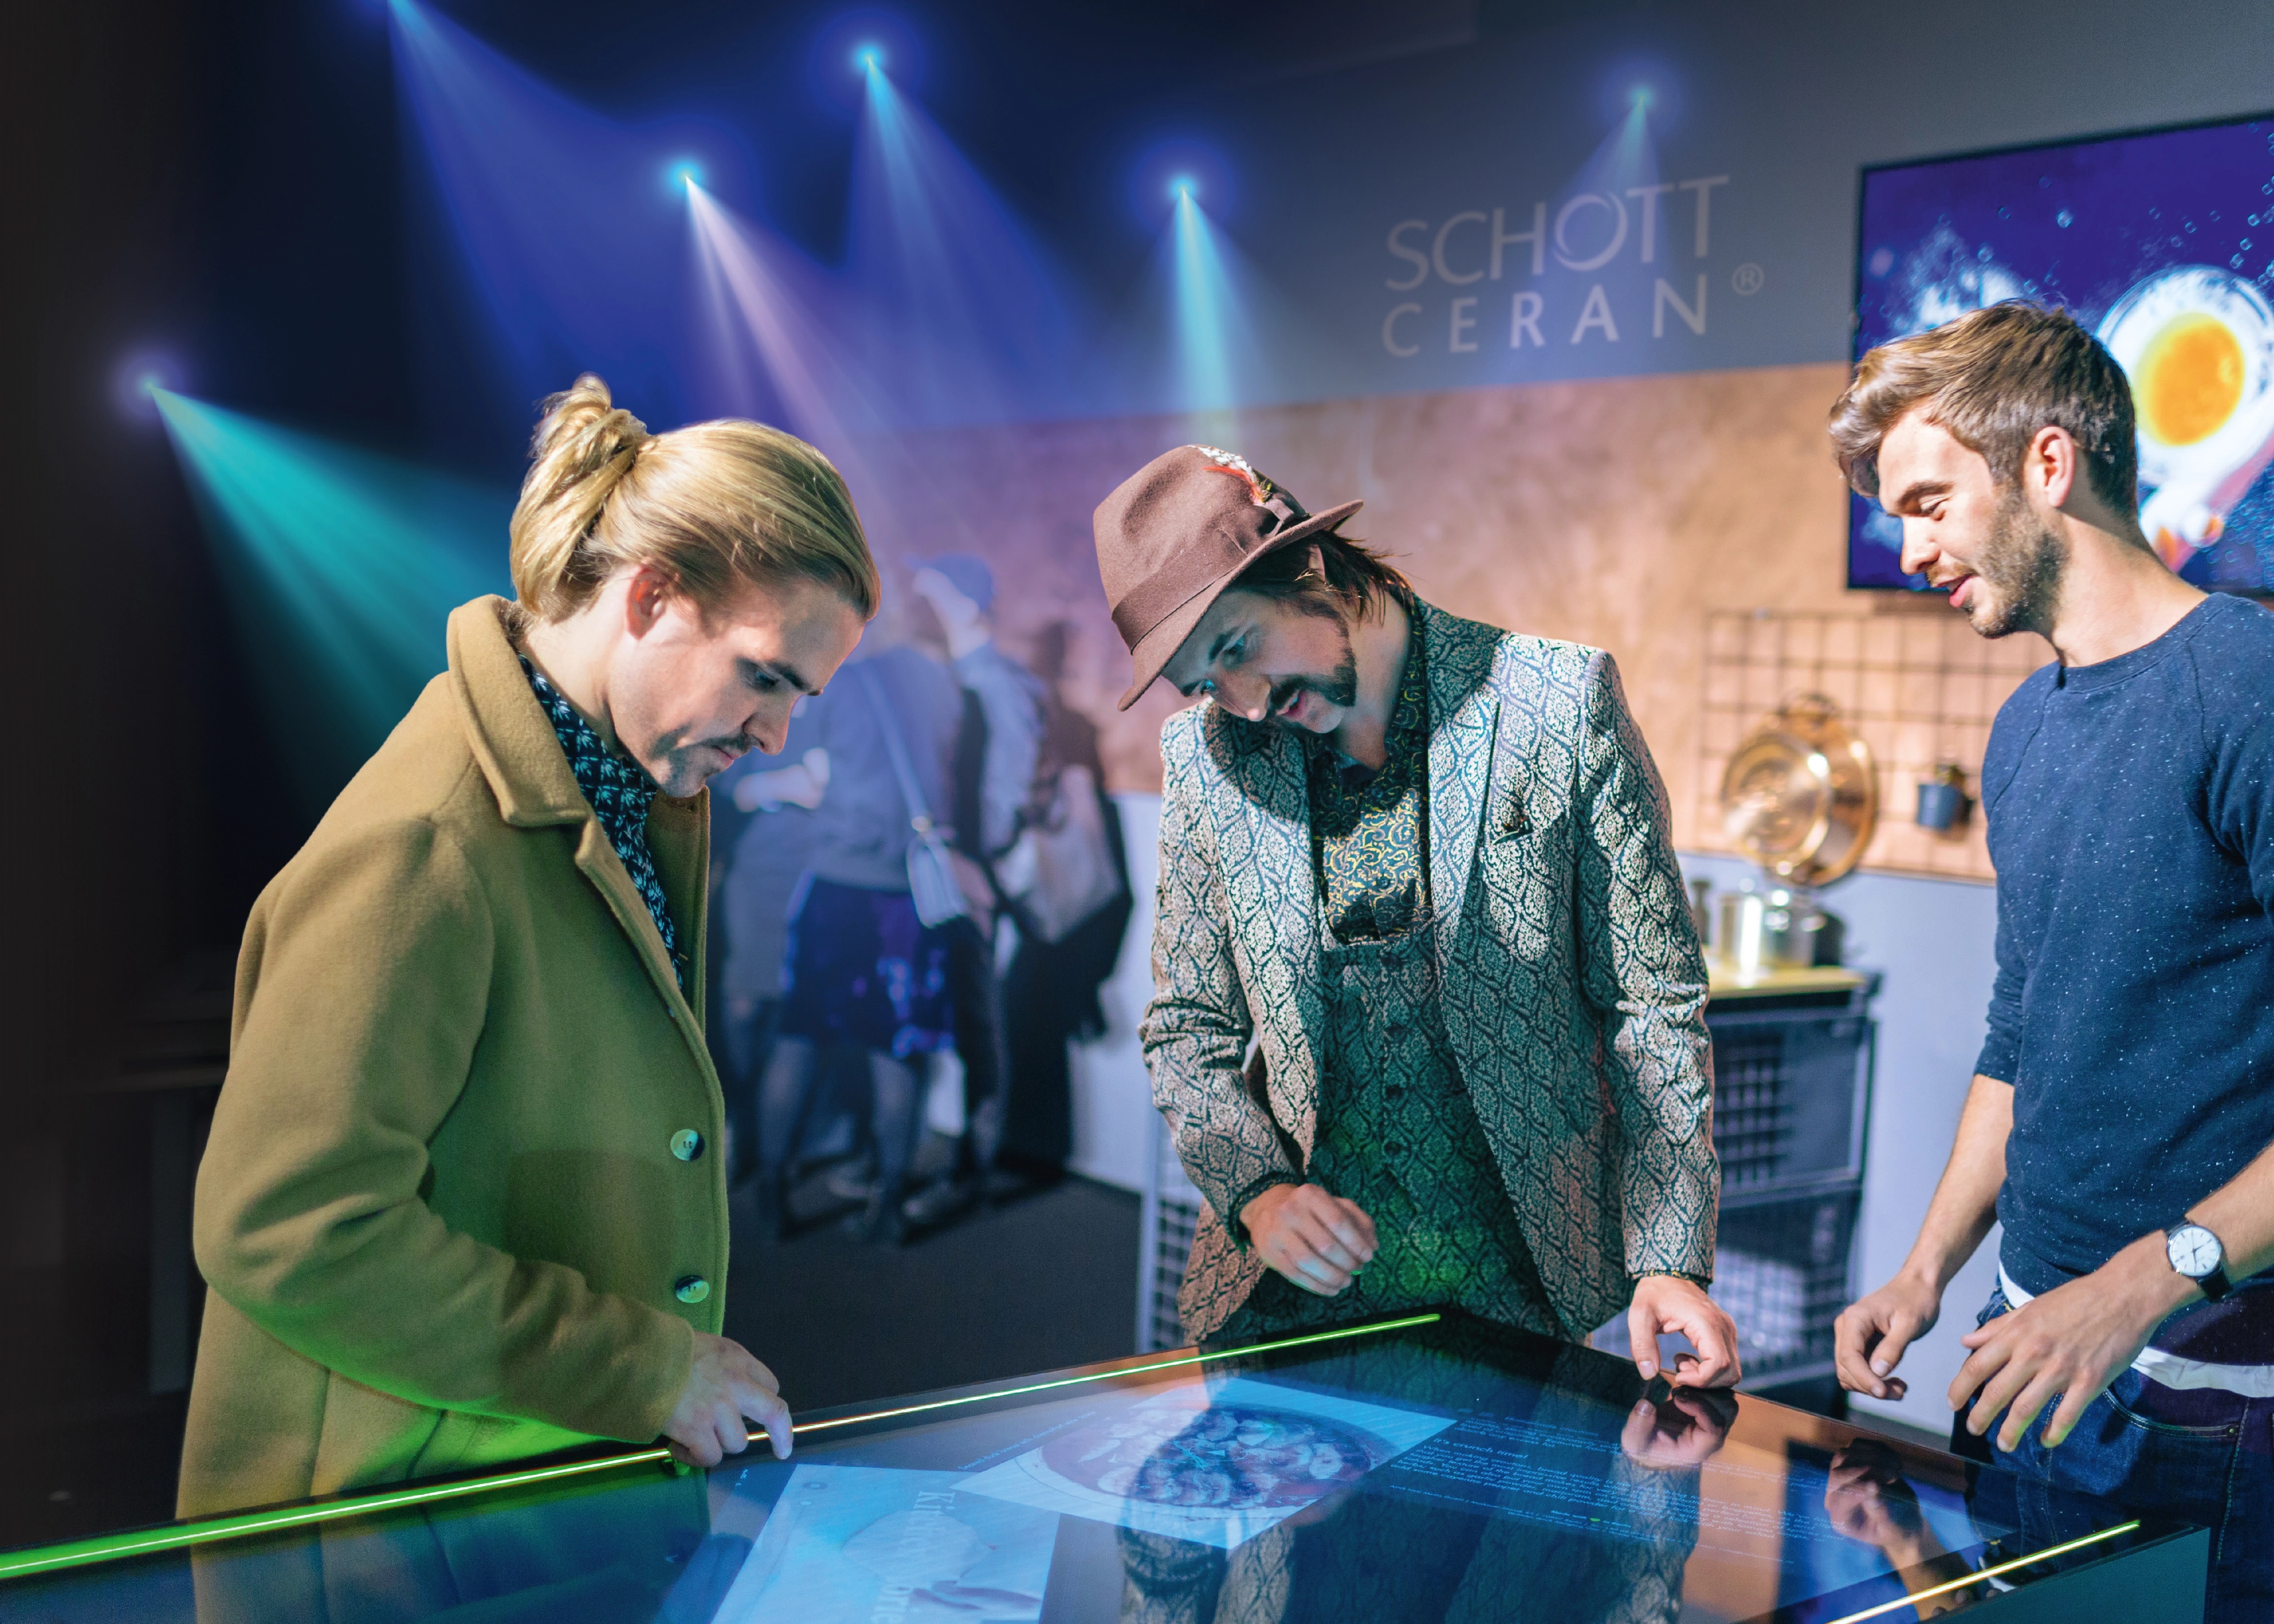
[0,0,1526,1537]
[7,0,1567,1069]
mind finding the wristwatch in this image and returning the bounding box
[2165,1221,2234,1302]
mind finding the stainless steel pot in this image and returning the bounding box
[1718,885,1824,975]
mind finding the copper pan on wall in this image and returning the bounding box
[1719,694,1877,887]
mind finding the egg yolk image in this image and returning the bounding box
[2136,311,2246,446]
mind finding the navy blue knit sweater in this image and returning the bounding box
[1981,594,2274,1326]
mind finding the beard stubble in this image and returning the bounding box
[1264,618,1360,725]
[1967,486,2068,639]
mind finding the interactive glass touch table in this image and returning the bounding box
[0,1311,2206,1623]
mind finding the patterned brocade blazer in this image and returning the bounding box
[1142,601,1718,1342]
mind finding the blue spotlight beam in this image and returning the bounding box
[151,389,512,809]
[683,181,948,559]
[388,0,724,425]
[1173,192,1236,416]
[686,182,888,459]
[848,62,1084,425]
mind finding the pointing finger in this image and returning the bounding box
[747,1389,793,1460]
[1675,1310,1741,1388]
[1833,1310,1892,1398]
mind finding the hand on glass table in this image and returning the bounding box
[1627,1273,1742,1386]
[1833,1271,1943,1401]
[1620,1385,1737,1470]
[1240,1183,1377,1296]
[663,1332,793,1467]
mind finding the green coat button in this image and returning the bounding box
[674,1275,710,1305]
[670,1129,705,1162]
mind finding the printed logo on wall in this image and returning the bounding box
[1377,174,1735,360]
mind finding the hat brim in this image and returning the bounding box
[1115,499,1365,711]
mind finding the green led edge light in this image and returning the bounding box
[0,1311,1440,1584]
[1824,1519,2143,1624]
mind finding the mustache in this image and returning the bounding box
[695,734,761,761]
[1266,662,1359,719]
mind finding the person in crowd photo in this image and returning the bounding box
[1095,443,1739,1381]
[752,619,969,1246]
[997,619,1134,1187]
[181,375,876,1520]
[707,704,824,1183]
[902,554,1045,1224]
[1828,303,2274,1619]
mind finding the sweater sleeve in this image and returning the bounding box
[1973,681,2043,1084]
[2199,625,2274,925]
[953,645,1046,858]
[1974,889,2027,1085]
[194,817,693,1445]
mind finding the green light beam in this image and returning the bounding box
[151,389,513,812]
[1823,1520,2144,1624]
[0,1313,1440,1584]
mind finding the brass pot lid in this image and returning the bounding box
[1719,693,1877,885]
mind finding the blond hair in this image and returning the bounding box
[1829,303,2138,515]
[508,375,880,623]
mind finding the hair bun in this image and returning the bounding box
[507,376,878,625]
[530,374,651,497]
[509,375,655,612]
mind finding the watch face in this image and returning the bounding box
[2169,1224,2224,1277]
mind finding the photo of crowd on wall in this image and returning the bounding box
[705,553,1134,1246]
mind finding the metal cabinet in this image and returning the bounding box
[1137,1115,1204,1354]
[1702,966,1880,1390]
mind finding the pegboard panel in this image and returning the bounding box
[1694,609,2054,882]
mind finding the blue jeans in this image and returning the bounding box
[1957,1285,2274,1622]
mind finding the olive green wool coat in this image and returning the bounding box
[180,597,727,1518]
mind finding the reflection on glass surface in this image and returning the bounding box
[0,1314,2193,1623]
[1820,1439,1989,1616]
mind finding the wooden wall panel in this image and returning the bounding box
[850,361,2038,874]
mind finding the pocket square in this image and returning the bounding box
[1498,789,1529,838]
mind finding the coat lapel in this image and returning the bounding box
[570,822,702,1029]
[446,598,710,1052]
[1421,604,1503,976]
[1211,722,1328,1160]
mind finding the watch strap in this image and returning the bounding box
[2167,1222,2236,1302]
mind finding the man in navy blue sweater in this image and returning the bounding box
[1828,303,2274,1616]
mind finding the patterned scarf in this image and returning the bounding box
[521,658,686,990]
[1306,600,1432,941]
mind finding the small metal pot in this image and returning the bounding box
[1719,886,1824,975]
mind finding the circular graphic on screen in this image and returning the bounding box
[2098,265,2274,565]
[1043,1404,1387,1509]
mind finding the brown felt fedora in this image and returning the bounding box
[1095,445,1363,710]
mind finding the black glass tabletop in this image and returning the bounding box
[0,1311,2204,1623]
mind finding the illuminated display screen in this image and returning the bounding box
[1852,112,2274,593]
[0,1314,2189,1622]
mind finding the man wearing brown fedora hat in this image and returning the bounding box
[1099,443,1737,1386]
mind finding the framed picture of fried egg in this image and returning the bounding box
[1852,112,2274,594]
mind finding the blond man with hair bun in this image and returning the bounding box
[180,377,874,1519]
